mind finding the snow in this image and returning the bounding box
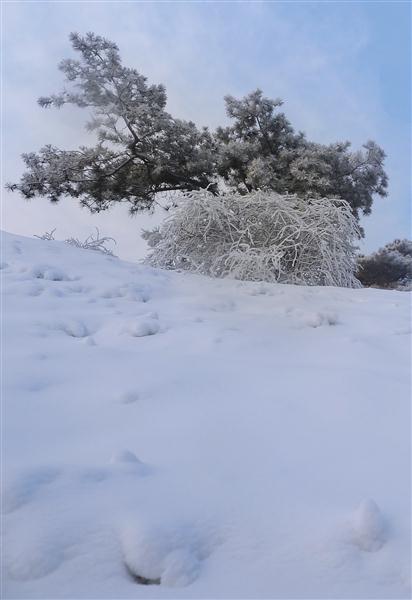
[349,499,386,553]
[124,314,160,338]
[1,230,411,599]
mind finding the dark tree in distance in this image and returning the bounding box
[357,239,412,288]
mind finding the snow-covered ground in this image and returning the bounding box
[1,230,411,599]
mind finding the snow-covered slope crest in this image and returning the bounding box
[1,230,411,599]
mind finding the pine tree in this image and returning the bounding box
[216,89,388,220]
[8,36,388,226]
[7,33,217,213]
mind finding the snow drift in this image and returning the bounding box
[1,230,410,599]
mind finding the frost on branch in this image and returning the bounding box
[145,190,361,288]
[35,228,117,256]
[64,228,117,256]
[7,33,216,213]
[34,229,57,241]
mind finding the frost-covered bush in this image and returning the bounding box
[357,239,412,289]
[35,228,117,256]
[144,189,361,287]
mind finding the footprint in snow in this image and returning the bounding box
[47,287,66,297]
[5,533,65,581]
[30,265,70,281]
[120,520,202,587]
[249,283,272,296]
[394,327,412,336]
[3,462,152,584]
[125,313,160,337]
[21,377,50,393]
[99,284,150,303]
[56,319,90,338]
[25,282,45,297]
[110,450,143,465]
[31,352,48,360]
[66,283,92,294]
[118,390,140,404]
[2,466,60,514]
[209,300,236,312]
[110,450,151,476]
[100,287,124,299]
[287,308,339,328]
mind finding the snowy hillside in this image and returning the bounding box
[1,231,411,599]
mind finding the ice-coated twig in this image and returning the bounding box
[34,227,117,256]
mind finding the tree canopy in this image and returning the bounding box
[8,32,217,213]
[216,89,387,218]
[8,32,388,222]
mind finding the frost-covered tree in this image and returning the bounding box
[145,189,361,288]
[7,32,217,213]
[357,239,412,289]
[216,90,388,220]
[8,36,387,226]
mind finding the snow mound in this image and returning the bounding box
[121,521,202,587]
[125,314,160,337]
[349,498,386,552]
[58,319,90,338]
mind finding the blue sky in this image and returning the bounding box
[2,1,411,260]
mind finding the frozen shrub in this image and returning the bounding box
[145,189,361,288]
[34,228,57,241]
[64,228,117,256]
[35,228,117,256]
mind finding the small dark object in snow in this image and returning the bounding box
[124,563,161,585]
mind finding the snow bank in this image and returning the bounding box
[1,231,410,599]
